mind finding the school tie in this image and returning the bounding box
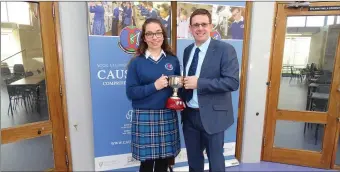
[186,47,200,101]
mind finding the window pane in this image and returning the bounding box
[1,2,8,22]
[1,3,47,129]
[336,125,340,165]
[326,16,335,25]
[1,34,12,60]
[7,2,31,25]
[306,16,325,27]
[274,120,325,152]
[287,16,306,27]
[279,15,335,112]
[283,37,311,67]
[1,135,55,171]
[337,16,340,24]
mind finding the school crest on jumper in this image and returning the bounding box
[165,63,173,70]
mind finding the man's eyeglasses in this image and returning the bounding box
[145,32,163,39]
[191,23,210,29]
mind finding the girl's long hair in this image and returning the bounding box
[127,18,175,67]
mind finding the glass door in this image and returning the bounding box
[1,2,68,171]
[262,2,340,169]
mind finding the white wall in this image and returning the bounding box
[308,30,327,67]
[58,2,95,171]
[58,1,275,170]
[241,2,275,163]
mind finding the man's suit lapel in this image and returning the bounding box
[200,39,217,76]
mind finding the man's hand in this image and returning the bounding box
[184,76,198,89]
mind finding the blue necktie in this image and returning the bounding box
[186,47,200,101]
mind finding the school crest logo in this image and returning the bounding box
[165,63,173,70]
[210,30,221,40]
[118,26,142,54]
[240,24,244,29]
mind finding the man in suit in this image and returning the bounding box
[181,8,239,172]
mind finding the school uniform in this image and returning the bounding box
[123,7,132,28]
[229,16,244,39]
[160,15,171,38]
[138,5,149,16]
[89,5,105,35]
[146,9,158,19]
[126,50,181,163]
[111,7,119,36]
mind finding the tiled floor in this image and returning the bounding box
[227,162,334,171]
[174,161,334,171]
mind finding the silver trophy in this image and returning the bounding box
[166,75,185,110]
[168,75,183,98]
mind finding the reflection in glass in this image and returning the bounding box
[7,2,31,25]
[274,120,324,152]
[326,16,335,26]
[1,135,54,171]
[287,16,306,27]
[336,132,340,165]
[306,16,325,27]
[277,15,339,112]
[1,2,49,129]
[1,2,8,22]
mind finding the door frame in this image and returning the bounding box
[331,20,340,171]
[53,2,73,171]
[1,2,72,171]
[262,1,340,169]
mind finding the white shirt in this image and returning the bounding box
[145,49,166,61]
[185,37,211,108]
[234,16,244,23]
[163,15,170,21]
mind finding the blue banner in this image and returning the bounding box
[88,1,246,171]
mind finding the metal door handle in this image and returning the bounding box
[338,103,340,122]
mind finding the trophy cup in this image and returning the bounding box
[166,75,185,111]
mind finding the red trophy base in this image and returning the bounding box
[166,97,185,111]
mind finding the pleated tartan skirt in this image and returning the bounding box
[131,108,181,161]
